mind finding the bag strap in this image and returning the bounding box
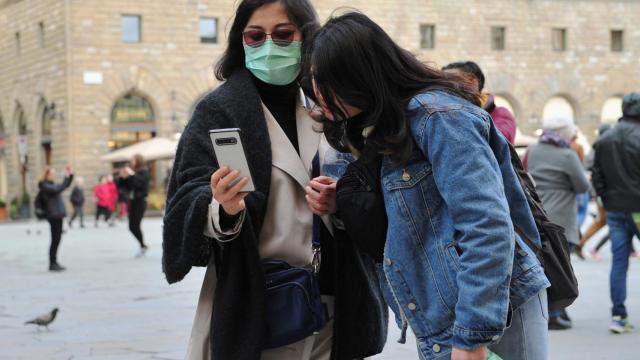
[311,152,322,274]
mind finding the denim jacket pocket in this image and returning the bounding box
[383,160,432,191]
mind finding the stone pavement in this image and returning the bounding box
[1,218,639,360]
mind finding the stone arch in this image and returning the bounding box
[109,90,157,151]
[93,65,169,137]
[542,95,577,123]
[600,96,623,124]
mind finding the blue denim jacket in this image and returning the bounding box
[324,90,549,359]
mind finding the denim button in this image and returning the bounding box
[492,335,500,341]
[432,344,441,353]
[385,258,392,265]
[407,303,416,311]
[402,171,411,181]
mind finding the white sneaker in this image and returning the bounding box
[610,316,634,334]
[135,246,148,258]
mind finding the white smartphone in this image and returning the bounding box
[209,128,255,193]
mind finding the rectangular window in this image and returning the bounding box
[420,24,435,49]
[15,32,20,55]
[552,28,566,51]
[611,30,624,52]
[199,17,218,43]
[38,22,45,48]
[121,15,141,43]
[491,26,505,51]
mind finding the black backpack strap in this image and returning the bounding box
[513,223,543,263]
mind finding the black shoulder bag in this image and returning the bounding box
[261,153,327,349]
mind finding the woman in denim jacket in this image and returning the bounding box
[309,13,550,360]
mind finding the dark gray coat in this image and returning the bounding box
[162,69,387,360]
[39,175,73,219]
[527,143,590,244]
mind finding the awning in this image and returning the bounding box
[101,137,178,163]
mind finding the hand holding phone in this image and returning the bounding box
[211,167,249,216]
[209,128,255,193]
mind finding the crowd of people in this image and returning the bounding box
[159,1,640,360]
[36,154,151,272]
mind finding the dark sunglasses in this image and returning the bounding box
[243,29,296,48]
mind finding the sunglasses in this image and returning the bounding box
[243,28,297,48]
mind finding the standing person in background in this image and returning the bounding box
[526,116,590,330]
[443,61,517,144]
[106,174,118,226]
[570,132,590,259]
[94,175,114,227]
[68,176,85,229]
[39,166,74,271]
[577,124,612,259]
[592,92,640,334]
[118,154,150,257]
[116,180,129,220]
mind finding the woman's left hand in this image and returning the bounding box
[305,176,337,216]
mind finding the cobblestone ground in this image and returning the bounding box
[1,217,639,359]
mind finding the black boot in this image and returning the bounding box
[548,316,572,330]
[49,262,67,272]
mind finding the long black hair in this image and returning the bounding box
[309,12,480,166]
[215,0,320,81]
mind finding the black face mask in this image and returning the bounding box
[344,111,370,152]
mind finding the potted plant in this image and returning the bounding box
[19,191,31,219]
[9,197,19,220]
[0,198,7,221]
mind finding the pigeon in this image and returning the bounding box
[25,308,59,330]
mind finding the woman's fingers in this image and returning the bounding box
[306,195,329,213]
[227,177,249,197]
[309,178,337,195]
[211,167,230,189]
[306,200,325,216]
[217,170,241,194]
[305,186,326,203]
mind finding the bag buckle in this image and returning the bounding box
[312,246,321,275]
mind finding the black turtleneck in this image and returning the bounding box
[252,74,300,153]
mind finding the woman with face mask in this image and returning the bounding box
[310,12,550,360]
[162,2,387,359]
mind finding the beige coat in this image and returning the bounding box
[186,94,332,360]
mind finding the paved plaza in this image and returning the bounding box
[1,217,639,359]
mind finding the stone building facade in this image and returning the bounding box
[0,0,638,213]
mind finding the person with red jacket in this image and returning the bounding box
[106,174,118,226]
[443,61,517,144]
[94,175,116,227]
